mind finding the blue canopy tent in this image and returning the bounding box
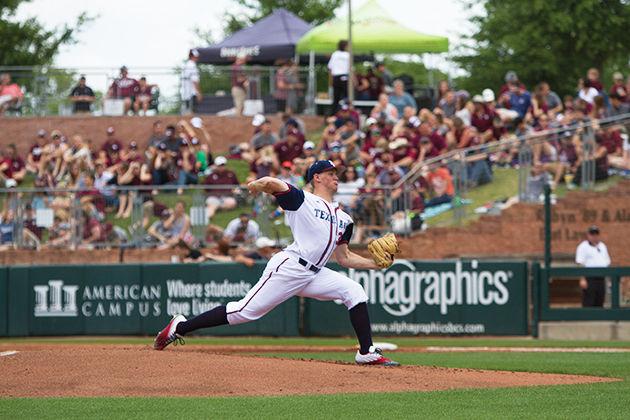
[196,9,312,65]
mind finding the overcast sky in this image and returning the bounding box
[13,0,477,95]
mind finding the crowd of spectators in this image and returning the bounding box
[1,66,630,251]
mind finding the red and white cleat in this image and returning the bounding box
[153,314,187,350]
[355,346,400,366]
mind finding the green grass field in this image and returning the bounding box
[1,336,630,419]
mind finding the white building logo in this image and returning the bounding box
[34,280,79,317]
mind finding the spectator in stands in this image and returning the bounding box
[437,80,451,103]
[370,93,398,123]
[81,207,107,249]
[608,92,630,117]
[334,102,361,128]
[538,82,563,116]
[204,156,239,220]
[586,68,603,92]
[181,49,202,114]
[284,59,302,113]
[335,166,365,210]
[279,111,306,138]
[578,79,599,105]
[176,140,198,192]
[223,213,259,244]
[274,59,289,113]
[68,76,95,114]
[447,117,479,149]
[250,119,278,151]
[22,204,43,247]
[426,165,454,207]
[389,137,417,171]
[389,79,417,117]
[148,120,166,147]
[26,129,47,175]
[0,73,24,114]
[159,200,194,249]
[609,72,627,103]
[0,209,15,249]
[107,66,138,115]
[148,208,174,247]
[231,54,249,116]
[471,95,496,142]
[437,89,457,117]
[0,73,23,114]
[274,128,303,164]
[524,162,551,202]
[133,77,155,116]
[365,65,384,100]
[328,40,350,113]
[64,135,93,170]
[355,69,371,100]
[293,141,317,172]
[454,92,473,126]
[499,71,526,95]
[501,81,532,119]
[573,125,609,185]
[375,62,394,91]
[277,161,301,186]
[102,126,123,159]
[0,144,26,186]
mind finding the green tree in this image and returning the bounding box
[0,0,92,66]
[223,0,343,35]
[454,0,630,95]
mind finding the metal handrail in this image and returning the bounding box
[395,112,630,189]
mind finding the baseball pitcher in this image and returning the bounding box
[154,160,400,366]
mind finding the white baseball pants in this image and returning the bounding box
[226,251,367,325]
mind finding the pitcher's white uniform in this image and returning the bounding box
[226,183,367,325]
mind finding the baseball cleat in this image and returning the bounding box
[153,314,187,350]
[355,346,400,366]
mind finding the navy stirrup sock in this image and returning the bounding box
[175,305,228,335]
[349,302,373,355]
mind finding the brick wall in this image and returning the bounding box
[1,114,324,156]
[399,180,630,265]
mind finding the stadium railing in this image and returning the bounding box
[392,113,630,232]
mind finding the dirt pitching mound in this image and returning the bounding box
[0,344,617,398]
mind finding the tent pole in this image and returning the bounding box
[347,0,354,105]
[306,50,316,115]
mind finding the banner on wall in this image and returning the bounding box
[304,260,529,336]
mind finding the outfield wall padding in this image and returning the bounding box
[1,261,528,337]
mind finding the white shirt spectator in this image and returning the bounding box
[578,87,599,104]
[224,218,260,243]
[181,59,200,101]
[335,178,365,207]
[576,240,611,267]
[95,170,115,197]
[327,51,350,76]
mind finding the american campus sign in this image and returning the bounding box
[0,261,528,337]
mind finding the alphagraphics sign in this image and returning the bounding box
[340,260,513,316]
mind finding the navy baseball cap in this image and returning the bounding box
[306,160,336,183]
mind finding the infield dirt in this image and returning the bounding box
[0,344,618,397]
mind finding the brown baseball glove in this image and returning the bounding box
[367,233,400,269]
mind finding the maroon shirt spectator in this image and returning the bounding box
[108,66,138,98]
[586,68,603,92]
[366,67,384,99]
[273,130,303,163]
[0,144,26,181]
[102,127,123,155]
[471,101,496,134]
[419,122,447,154]
[204,164,238,196]
[610,73,627,102]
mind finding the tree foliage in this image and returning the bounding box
[454,0,630,95]
[0,0,92,66]
[223,0,343,35]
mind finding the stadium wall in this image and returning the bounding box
[1,115,325,156]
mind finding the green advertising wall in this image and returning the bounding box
[4,263,299,337]
[304,260,529,336]
[1,260,529,337]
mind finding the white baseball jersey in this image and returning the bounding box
[224,183,366,326]
[274,183,354,268]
